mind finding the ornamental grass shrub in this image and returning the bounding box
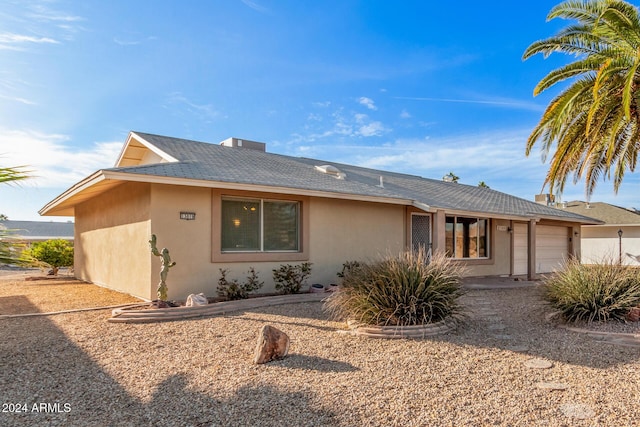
[544,257,640,323]
[324,249,465,326]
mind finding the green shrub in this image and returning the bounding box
[544,257,640,323]
[23,239,73,275]
[272,262,312,294]
[217,267,263,300]
[324,250,465,326]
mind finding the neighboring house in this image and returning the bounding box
[559,201,640,265]
[0,220,74,244]
[39,131,599,300]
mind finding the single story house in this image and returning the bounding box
[40,131,599,300]
[559,201,640,265]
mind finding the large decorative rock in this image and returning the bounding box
[626,307,640,322]
[253,325,290,364]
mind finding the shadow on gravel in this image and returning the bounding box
[274,354,359,373]
[229,311,339,333]
[0,299,339,427]
[0,295,40,316]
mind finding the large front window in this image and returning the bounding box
[222,198,299,252]
[445,216,488,258]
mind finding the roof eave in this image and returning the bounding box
[40,171,416,217]
[39,170,110,217]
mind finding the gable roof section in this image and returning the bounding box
[115,132,179,167]
[40,131,600,224]
[560,201,640,225]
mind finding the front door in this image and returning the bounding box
[411,213,432,256]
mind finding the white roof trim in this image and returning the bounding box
[114,131,179,167]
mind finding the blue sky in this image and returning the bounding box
[1,0,639,221]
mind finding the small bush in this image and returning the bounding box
[544,257,640,323]
[23,239,73,275]
[272,263,312,294]
[217,267,263,300]
[324,249,465,326]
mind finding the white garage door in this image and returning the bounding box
[513,223,528,275]
[536,225,569,273]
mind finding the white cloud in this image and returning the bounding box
[165,92,221,121]
[400,109,411,119]
[296,108,389,142]
[0,94,37,105]
[113,35,157,46]
[358,96,377,110]
[357,121,386,137]
[0,128,122,188]
[241,0,270,13]
[394,95,544,113]
[0,33,59,44]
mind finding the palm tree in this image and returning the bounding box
[0,166,30,185]
[523,0,640,197]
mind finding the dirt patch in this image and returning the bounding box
[0,275,144,315]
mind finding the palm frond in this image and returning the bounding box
[524,0,640,198]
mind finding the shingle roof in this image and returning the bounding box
[106,131,599,223]
[560,201,640,225]
[0,220,74,239]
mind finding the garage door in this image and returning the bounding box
[536,225,569,273]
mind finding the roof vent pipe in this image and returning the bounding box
[377,176,384,188]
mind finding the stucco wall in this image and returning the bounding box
[581,225,640,265]
[145,186,407,299]
[75,182,152,299]
[308,198,405,283]
[74,180,587,300]
[149,184,215,299]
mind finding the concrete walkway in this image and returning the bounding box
[462,276,640,348]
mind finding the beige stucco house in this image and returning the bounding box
[40,131,599,300]
[559,201,640,265]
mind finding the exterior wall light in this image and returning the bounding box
[618,228,624,264]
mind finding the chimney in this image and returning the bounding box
[535,194,555,206]
[220,137,266,152]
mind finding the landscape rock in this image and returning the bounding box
[253,325,290,364]
[524,358,553,369]
[626,307,640,322]
[560,403,595,419]
[186,293,208,307]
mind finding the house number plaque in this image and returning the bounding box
[180,212,196,220]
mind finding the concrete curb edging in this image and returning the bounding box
[344,319,457,339]
[0,303,149,319]
[557,324,640,347]
[108,293,327,323]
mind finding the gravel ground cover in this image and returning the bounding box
[0,274,143,315]
[0,277,639,426]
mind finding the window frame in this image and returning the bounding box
[212,189,309,263]
[445,215,490,260]
[221,196,300,253]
